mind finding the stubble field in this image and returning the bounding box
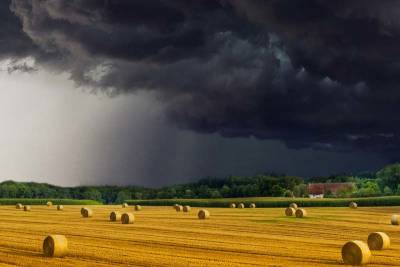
[0,205,399,266]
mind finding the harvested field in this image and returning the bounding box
[0,205,399,266]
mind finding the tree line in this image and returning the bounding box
[0,163,399,203]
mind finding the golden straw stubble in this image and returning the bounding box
[81,207,93,217]
[342,240,371,266]
[295,208,307,218]
[43,235,68,257]
[198,209,210,219]
[110,211,121,221]
[57,205,63,211]
[121,213,135,224]
[391,214,399,225]
[24,205,31,211]
[285,207,296,216]
[367,232,390,250]
[289,203,298,209]
[183,205,191,212]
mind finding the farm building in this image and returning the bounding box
[308,182,355,198]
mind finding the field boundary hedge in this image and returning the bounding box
[0,199,100,205]
[126,196,400,208]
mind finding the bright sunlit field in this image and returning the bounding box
[0,205,399,266]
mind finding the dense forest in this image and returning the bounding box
[0,163,400,203]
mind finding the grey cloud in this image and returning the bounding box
[5,0,400,154]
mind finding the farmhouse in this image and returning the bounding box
[308,182,355,198]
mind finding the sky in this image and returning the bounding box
[0,0,397,186]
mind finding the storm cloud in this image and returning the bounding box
[5,0,400,153]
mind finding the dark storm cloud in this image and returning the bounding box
[0,1,38,59]
[6,0,400,152]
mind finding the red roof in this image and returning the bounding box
[308,183,355,195]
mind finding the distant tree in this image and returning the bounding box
[284,190,294,198]
[271,185,285,197]
[1,184,17,198]
[324,190,334,198]
[82,188,103,202]
[354,181,381,197]
[184,189,193,198]
[376,163,400,190]
[197,185,211,198]
[115,190,131,203]
[166,188,177,198]
[293,184,308,197]
[337,188,353,198]
[383,186,393,196]
[210,190,222,198]
[220,185,231,197]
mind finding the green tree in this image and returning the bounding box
[354,181,381,197]
[82,188,103,202]
[115,190,131,203]
[337,188,353,198]
[324,190,334,198]
[376,163,400,190]
[210,190,222,198]
[383,186,393,196]
[271,185,285,197]
[293,184,308,197]
[198,185,211,198]
[220,185,231,197]
[284,190,294,198]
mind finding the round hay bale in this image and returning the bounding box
[46,201,53,207]
[198,209,210,219]
[175,205,183,212]
[249,203,256,208]
[81,207,92,218]
[285,207,296,216]
[43,235,68,257]
[122,203,128,208]
[349,202,358,209]
[238,203,245,209]
[121,212,135,224]
[229,203,236,208]
[57,205,63,211]
[134,205,142,211]
[367,232,390,250]
[110,211,121,221]
[24,205,31,211]
[295,208,307,218]
[289,203,298,209]
[16,203,22,209]
[342,240,371,266]
[183,205,191,212]
[391,214,399,225]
